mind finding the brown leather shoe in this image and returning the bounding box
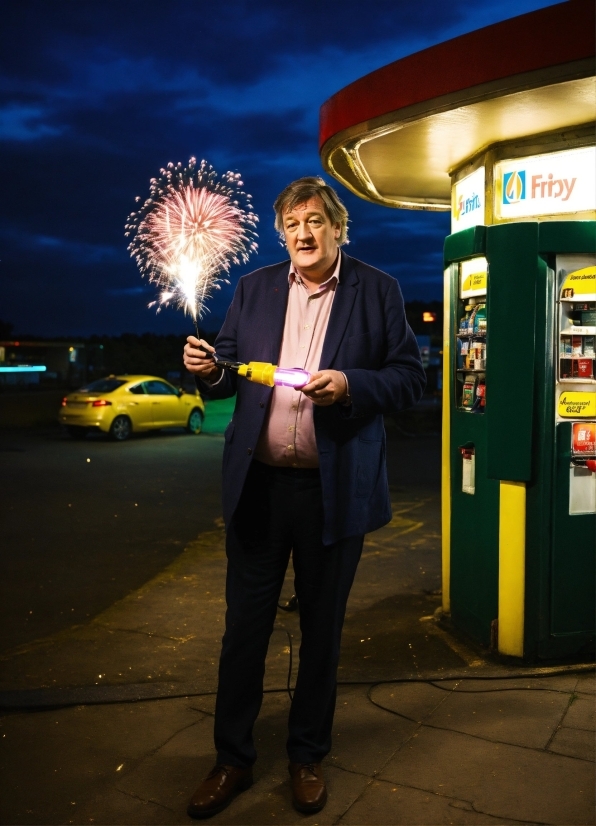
[288,762,327,813]
[187,764,253,819]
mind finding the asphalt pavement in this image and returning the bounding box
[1,409,594,825]
[0,399,233,652]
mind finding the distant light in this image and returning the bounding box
[0,365,47,372]
[423,312,437,322]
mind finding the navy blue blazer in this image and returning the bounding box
[198,249,426,545]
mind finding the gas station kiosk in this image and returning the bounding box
[319,0,595,660]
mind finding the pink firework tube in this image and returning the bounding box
[273,367,311,388]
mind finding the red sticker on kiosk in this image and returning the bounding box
[572,422,596,455]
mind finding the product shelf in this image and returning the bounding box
[560,326,596,336]
[558,377,596,384]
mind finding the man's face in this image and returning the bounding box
[282,197,340,280]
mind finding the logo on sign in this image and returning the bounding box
[454,192,481,221]
[503,171,525,204]
[531,173,576,201]
[502,169,577,205]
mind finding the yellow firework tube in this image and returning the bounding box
[238,362,277,387]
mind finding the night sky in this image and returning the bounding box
[2,0,561,338]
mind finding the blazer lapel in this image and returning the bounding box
[319,251,359,369]
[263,262,290,363]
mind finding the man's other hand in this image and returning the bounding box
[183,337,222,382]
[300,370,348,406]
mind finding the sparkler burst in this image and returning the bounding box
[125,157,258,322]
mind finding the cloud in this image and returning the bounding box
[355,212,450,241]
[1,226,124,265]
[0,0,563,335]
[0,103,62,141]
[1,0,562,144]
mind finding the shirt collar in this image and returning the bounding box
[289,250,341,291]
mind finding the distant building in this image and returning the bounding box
[0,341,86,388]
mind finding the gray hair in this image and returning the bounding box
[273,176,349,245]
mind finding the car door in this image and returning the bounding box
[125,382,154,429]
[144,379,181,427]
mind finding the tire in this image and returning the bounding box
[67,426,88,439]
[109,415,132,441]
[187,408,204,434]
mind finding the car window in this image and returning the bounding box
[144,380,178,396]
[128,384,145,395]
[78,379,127,393]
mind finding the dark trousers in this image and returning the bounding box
[214,460,363,767]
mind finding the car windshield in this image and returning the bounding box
[78,379,127,393]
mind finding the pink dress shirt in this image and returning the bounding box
[254,253,342,468]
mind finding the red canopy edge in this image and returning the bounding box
[319,0,595,152]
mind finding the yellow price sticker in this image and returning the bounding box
[462,272,487,294]
[558,391,596,418]
[560,266,596,299]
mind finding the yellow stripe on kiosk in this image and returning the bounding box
[498,481,526,657]
[441,267,452,613]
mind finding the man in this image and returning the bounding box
[183,177,425,818]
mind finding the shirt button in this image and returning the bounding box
[287,445,293,451]
[247,448,252,455]
[259,402,264,408]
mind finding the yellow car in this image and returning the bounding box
[59,375,205,441]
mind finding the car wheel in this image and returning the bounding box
[109,415,132,441]
[67,426,88,439]
[187,408,204,434]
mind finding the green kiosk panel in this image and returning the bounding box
[444,221,596,659]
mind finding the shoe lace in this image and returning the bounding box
[301,763,318,778]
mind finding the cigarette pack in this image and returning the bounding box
[577,359,593,379]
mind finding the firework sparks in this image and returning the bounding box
[125,158,258,322]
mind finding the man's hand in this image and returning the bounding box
[300,370,348,406]
[183,336,222,382]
